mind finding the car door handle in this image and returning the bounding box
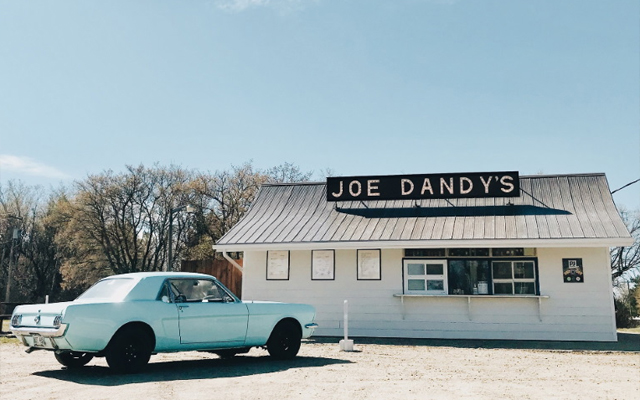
[178,305,189,311]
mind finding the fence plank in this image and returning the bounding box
[181,259,243,298]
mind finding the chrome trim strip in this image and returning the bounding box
[11,324,68,338]
[304,323,319,329]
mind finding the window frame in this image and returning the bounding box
[491,259,538,295]
[159,278,238,303]
[401,255,539,296]
[402,259,448,295]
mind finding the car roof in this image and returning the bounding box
[102,271,217,280]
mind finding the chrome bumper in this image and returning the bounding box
[11,324,68,338]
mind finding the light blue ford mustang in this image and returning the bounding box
[10,272,318,373]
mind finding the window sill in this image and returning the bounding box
[393,294,549,321]
[393,294,549,299]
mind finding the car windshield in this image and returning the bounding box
[76,278,137,301]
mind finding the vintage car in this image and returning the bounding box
[10,272,318,373]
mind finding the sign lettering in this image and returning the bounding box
[326,171,520,201]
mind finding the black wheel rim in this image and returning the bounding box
[123,342,142,364]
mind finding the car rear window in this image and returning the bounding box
[76,278,137,301]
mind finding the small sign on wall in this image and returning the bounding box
[563,258,584,283]
[267,250,290,280]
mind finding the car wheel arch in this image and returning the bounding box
[107,321,156,352]
[270,317,302,337]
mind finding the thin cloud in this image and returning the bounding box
[215,0,315,13]
[0,154,71,180]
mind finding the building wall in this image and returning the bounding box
[242,246,616,341]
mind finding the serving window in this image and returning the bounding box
[402,257,539,296]
[404,260,447,294]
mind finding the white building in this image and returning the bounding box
[215,172,633,341]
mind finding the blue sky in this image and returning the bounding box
[1,0,638,210]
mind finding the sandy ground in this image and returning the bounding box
[1,336,639,400]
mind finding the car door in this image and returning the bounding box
[169,278,249,346]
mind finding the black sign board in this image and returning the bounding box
[326,171,520,202]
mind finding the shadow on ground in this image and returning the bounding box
[33,355,351,386]
[309,333,640,352]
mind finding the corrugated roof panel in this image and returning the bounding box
[289,186,330,242]
[586,178,619,238]
[270,185,316,243]
[594,177,630,237]
[216,174,632,247]
[570,176,597,238]
[578,177,609,238]
[221,185,283,244]
[249,185,298,244]
[495,215,507,239]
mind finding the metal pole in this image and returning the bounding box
[343,299,349,341]
[4,231,17,303]
[167,209,174,272]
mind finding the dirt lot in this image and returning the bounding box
[1,335,639,400]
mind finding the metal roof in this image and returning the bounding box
[216,173,633,250]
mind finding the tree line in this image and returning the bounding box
[0,163,638,309]
[0,162,312,302]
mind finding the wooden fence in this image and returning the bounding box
[181,259,243,298]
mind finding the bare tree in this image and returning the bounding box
[611,208,640,281]
[265,162,313,183]
[185,162,313,260]
[53,165,195,290]
[0,181,62,303]
[187,162,268,260]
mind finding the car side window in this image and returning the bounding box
[168,279,234,303]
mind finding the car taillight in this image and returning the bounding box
[11,314,22,327]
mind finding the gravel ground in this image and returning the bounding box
[1,336,639,400]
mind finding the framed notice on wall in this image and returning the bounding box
[357,249,381,280]
[563,258,584,283]
[312,250,335,280]
[267,250,290,280]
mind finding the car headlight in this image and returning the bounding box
[53,315,62,328]
[11,314,22,327]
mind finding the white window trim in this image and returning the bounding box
[403,259,448,295]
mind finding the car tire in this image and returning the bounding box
[54,351,94,368]
[105,326,152,374]
[266,321,302,360]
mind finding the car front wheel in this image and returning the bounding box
[105,327,152,374]
[266,321,302,359]
[54,351,94,368]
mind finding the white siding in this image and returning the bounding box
[242,246,617,341]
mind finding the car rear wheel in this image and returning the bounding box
[105,327,152,374]
[54,351,94,368]
[266,321,302,359]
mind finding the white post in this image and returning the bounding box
[339,299,354,351]
[45,295,49,304]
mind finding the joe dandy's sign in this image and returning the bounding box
[326,171,520,201]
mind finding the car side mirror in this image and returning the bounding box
[161,295,170,303]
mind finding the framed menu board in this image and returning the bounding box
[357,249,381,280]
[312,250,335,280]
[267,250,289,280]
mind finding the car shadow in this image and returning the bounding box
[33,355,351,386]
[308,333,640,352]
